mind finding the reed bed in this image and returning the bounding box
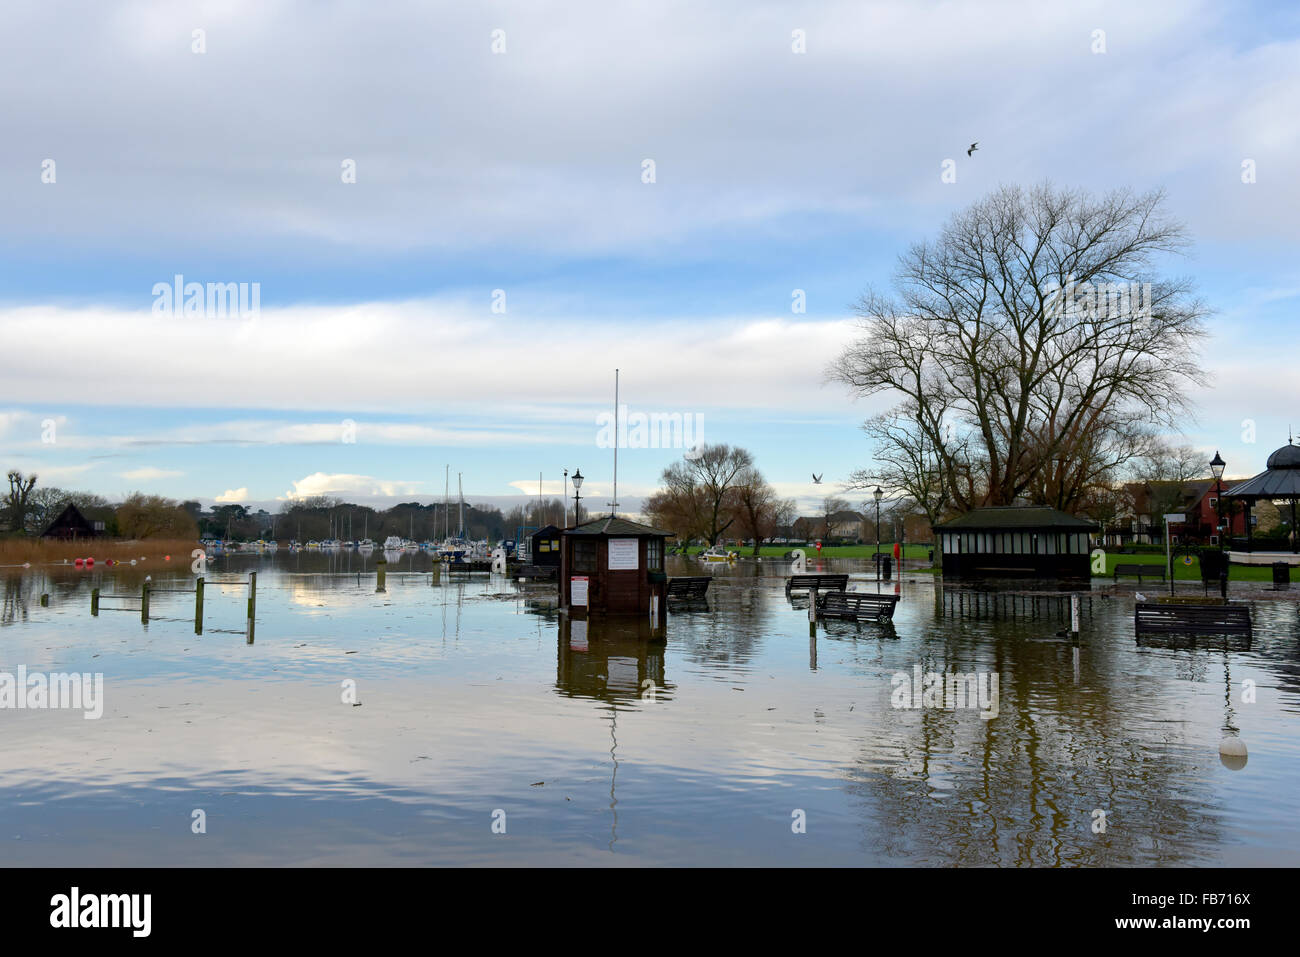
[0,537,200,566]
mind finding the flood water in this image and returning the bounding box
[3,550,1298,866]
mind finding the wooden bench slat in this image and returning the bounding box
[786,574,849,594]
[1113,563,1166,582]
[666,576,711,600]
[1134,602,1251,635]
[817,591,900,621]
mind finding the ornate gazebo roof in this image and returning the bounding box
[1224,440,1300,501]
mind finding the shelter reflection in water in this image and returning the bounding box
[938,585,1094,626]
[556,617,671,703]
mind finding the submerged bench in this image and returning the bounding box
[818,591,900,622]
[785,574,849,596]
[516,564,558,580]
[1134,602,1251,636]
[1113,563,1165,583]
[666,576,711,601]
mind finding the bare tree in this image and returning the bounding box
[658,443,754,545]
[821,495,851,540]
[831,183,1208,513]
[4,471,38,535]
[1133,441,1209,518]
[733,467,784,555]
[845,407,954,526]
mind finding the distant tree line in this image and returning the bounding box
[0,471,570,543]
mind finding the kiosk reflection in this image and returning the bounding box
[556,617,671,703]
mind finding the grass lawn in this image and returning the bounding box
[678,542,935,560]
[1094,549,1292,582]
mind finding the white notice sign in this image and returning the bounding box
[571,576,588,606]
[608,538,639,570]
[1163,513,1186,523]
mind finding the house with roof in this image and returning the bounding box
[40,503,104,541]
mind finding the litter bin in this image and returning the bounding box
[882,555,893,580]
[1273,562,1291,589]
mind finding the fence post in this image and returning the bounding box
[40,593,49,607]
[195,576,205,634]
[376,559,387,593]
[141,580,150,624]
[91,587,99,616]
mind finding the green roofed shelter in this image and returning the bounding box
[933,506,1097,580]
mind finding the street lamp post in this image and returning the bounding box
[572,469,584,527]
[1210,451,1226,548]
[563,469,569,528]
[874,486,884,583]
[1210,451,1227,598]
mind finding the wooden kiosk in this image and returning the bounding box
[559,516,672,620]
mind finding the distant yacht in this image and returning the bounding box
[382,535,403,550]
[358,539,375,551]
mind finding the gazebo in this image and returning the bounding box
[1223,440,1300,565]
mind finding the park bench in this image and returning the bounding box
[785,574,849,596]
[666,577,711,601]
[1113,563,1165,584]
[817,591,900,622]
[1134,602,1251,636]
[516,564,557,580]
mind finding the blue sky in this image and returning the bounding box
[2,0,1299,517]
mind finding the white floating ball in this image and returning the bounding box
[1219,737,1248,770]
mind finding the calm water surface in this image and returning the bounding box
[2,550,1297,866]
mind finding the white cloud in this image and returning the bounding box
[215,488,249,503]
[281,472,425,501]
[119,467,184,480]
[0,301,860,418]
[2,0,1295,257]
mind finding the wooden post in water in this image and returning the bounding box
[40,593,49,606]
[430,560,440,584]
[141,580,150,624]
[194,577,205,634]
[376,559,387,593]
[91,587,99,616]
[246,571,257,644]
[808,585,818,637]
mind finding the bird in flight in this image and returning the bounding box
[812,473,823,484]
[967,142,979,157]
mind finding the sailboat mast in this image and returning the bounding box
[611,368,619,516]
[458,472,464,539]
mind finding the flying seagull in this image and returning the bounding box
[812,473,823,484]
[967,142,979,157]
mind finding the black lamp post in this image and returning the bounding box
[563,468,569,528]
[1210,451,1226,548]
[572,469,583,526]
[873,486,884,582]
